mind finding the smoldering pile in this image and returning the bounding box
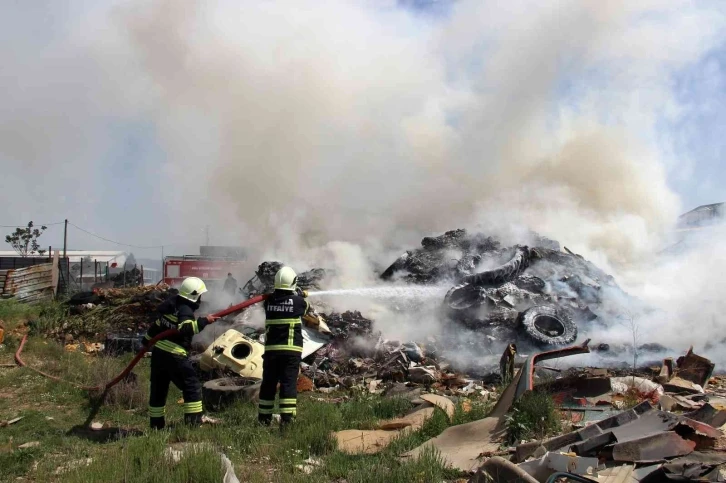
[213,228,646,389]
[379,229,647,360]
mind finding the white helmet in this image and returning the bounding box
[179,277,207,303]
[274,266,297,291]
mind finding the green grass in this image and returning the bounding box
[505,390,561,445]
[0,299,493,483]
[0,299,42,324]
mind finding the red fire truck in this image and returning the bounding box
[163,250,247,290]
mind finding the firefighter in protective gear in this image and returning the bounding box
[145,277,218,429]
[258,266,310,427]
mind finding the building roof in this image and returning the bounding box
[0,250,128,264]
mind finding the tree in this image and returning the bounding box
[5,222,47,257]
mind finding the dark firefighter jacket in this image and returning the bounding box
[263,289,309,353]
[144,295,209,357]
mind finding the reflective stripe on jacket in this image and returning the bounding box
[144,295,208,356]
[263,290,309,353]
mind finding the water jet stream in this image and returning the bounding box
[308,286,447,300]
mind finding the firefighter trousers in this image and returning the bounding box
[148,349,203,429]
[258,351,301,425]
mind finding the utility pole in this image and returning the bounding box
[63,219,68,259]
[205,225,210,246]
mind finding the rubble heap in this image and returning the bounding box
[43,285,176,345]
[382,229,638,349]
[381,229,560,284]
[326,340,726,483]
[241,261,328,296]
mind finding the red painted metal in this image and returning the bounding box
[163,256,246,286]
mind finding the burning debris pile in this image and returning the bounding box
[241,261,328,296]
[51,227,651,384]
[198,228,653,398]
[382,229,638,351]
[203,306,495,400]
[35,285,176,350]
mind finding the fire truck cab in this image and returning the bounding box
[163,247,247,292]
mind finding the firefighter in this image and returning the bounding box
[223,273,237,298]
[145,277,218,429]
[258,266,310,428]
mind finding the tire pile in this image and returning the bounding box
[381,229,633,349]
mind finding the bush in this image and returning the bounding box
[506,390,560,444]
[27,302,69,336]
[0,299,41,322]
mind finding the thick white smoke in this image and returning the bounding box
[110,0,719,266]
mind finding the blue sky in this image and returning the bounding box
[668,49,726,208]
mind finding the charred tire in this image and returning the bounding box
[519,305,577,346]
[463,246,529,286]
[68,291,101,305]
[512,275,546,293]
[202,377,261,411]
[381,252,410,280]
[444,283,483,311]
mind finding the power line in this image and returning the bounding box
[0,221,65,228]
[68,222,165,249]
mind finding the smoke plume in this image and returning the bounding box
[108,0,722,266]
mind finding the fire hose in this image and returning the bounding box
[14,294,269,392]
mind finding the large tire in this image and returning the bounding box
[519,304,577,346]
[380,252,410,280]
[202,377,261,411]
[512,275,546,293]
[463,246,529,286]
[68,291,101,305]
[444,283,483,311]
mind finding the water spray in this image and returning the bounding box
[308,286,447,300]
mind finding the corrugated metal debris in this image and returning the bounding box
[1,262,56,303]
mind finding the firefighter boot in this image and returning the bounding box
[184,412,202,427]
[150,417,165,430]
[280,414,295,433]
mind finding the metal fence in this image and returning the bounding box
[58,259,147,296]
[0,255,54,271]
[0,256,149,299]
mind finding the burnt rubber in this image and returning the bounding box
[380,252,410,280]
[519,304,577,346]
[444,283,482,311]
[463,246,530,286]
[202,377,261,411]
[68,291,101,305]
[512,275,546,293]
